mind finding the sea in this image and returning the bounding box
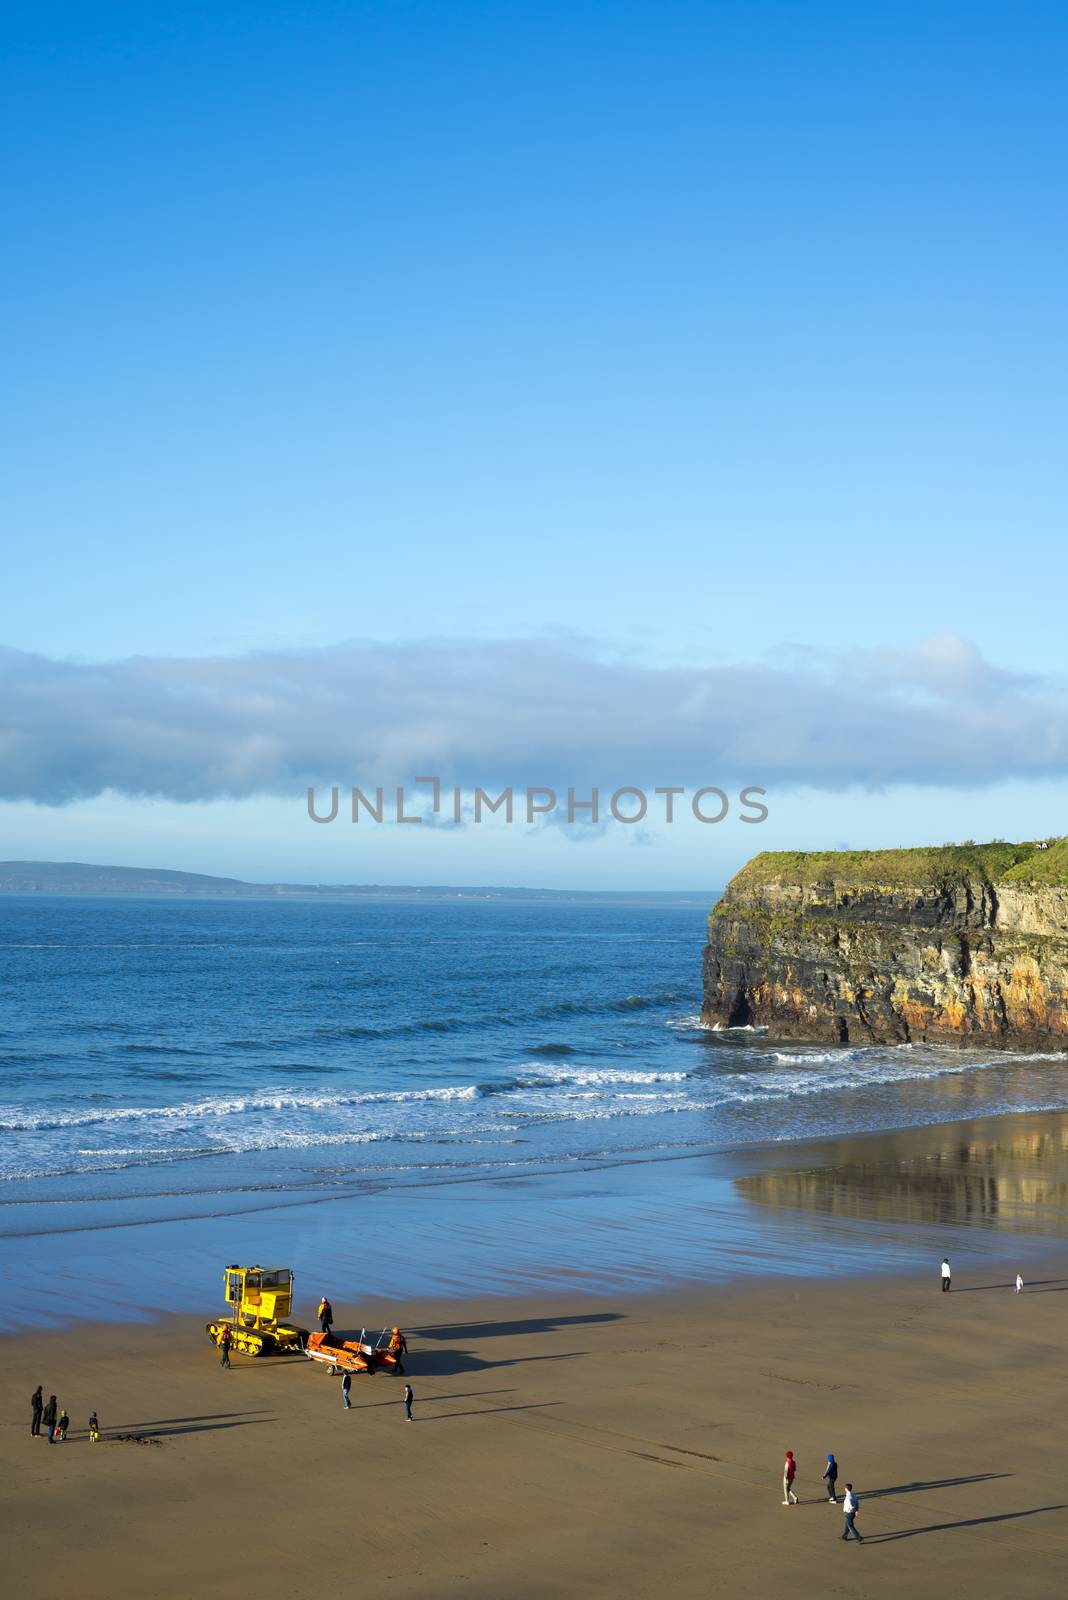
[3,893,1068,1328]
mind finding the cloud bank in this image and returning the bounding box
[1,633,1065,805]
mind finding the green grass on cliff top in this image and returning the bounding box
[1003,838,1068,883]
[731,838,1068,890]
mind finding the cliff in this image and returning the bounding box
[702,839,1068,1048]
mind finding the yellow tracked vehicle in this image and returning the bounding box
[205,1265,308,1357]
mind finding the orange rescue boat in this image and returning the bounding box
[304,1328,403,1375]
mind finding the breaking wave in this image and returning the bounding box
[4,1037,1065,1186]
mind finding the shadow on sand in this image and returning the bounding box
[413,1314,623,1341]
[951,1279,1068,1294]
[344,1387,517,1410]
[868,1505,1066,1542]
[223,1354,309,1365]
[862,1472,1011,1499]
[417,1401,563,1422]
[399,1348,590,1378]
[99,1410,274,1440]
[382,1312,622,1377]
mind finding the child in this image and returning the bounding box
[1015,1272,1024,1295]
[56,1409,70,1441]
[88,1411,100,1442]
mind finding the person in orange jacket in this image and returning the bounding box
[388,1327,408,1374]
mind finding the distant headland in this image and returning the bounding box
[0,860,712,906]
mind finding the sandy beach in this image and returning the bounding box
[4,1256,1067,1599]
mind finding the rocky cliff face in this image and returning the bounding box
[702,841,1068,1048]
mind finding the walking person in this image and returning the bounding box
[31,1385,43,1437]
[782,1449,798,1505]
[403,1383,414,1422]
[388,1327,408,1374]
[317,1296,334,1336]
[42,1395,57,1444]
[341,1372,352,1410]
[822,1452,839,1503]
[1015,1272,1024,1295]
[88,1411,100,1443]
[219,1325,232,1368]
[941,1256,952,1292]
[841,1484,863,1541]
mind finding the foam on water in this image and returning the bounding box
[2,894,1068,1200]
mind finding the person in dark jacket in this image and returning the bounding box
[56,1409,70,1441]
[31,1386,44,1437]
[341,1372,352,1409]
[42,1395,58,1443]
[403,1384,414,1422]
[822,1453,839,1503]
[219,1325,232,1368]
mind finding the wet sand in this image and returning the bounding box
[7,1106,1068,1329]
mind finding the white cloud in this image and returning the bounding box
[1,632,1065,804]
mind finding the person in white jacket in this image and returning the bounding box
[841,1485,863,1542]
[941,1257,951,1292]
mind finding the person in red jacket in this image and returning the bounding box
[782,1450,798,1505]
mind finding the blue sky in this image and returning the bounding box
[2,2,1067,886]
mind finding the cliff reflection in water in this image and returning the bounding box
[735,1115,1068,1235]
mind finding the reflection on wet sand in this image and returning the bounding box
[735,1114,1068,1234]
